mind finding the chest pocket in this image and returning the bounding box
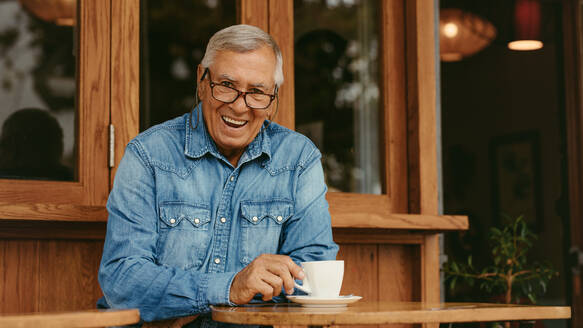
[239,200,293,265]
[157,202,211,270]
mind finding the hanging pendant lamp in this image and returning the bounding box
[439,8,497,62]
[508,0,543,51]
[19,0,76,26]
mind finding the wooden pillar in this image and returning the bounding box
[111,0,140,184]
[405,3,440,328]
[268,0,294,130]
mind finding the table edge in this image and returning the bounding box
[211,303,571,325]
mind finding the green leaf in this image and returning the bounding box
[450,277,457,291]
[539,280,547,294]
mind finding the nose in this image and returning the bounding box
[230,93,249,114]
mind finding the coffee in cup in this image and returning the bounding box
[294,260,344,298]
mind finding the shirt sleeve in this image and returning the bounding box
[98,142,236,322]
[278,146,339,264]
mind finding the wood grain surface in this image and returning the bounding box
[268,0,294,130]
[0,203,107,222]
[0,309,139,328]
[111,0,140,185]
[38,241,104,312]
[76,0,111,207]
[0,241,39,314]
[0,239,103,315]
[212,302,571,326]
[239,0,268,31]
[380,0,408,212]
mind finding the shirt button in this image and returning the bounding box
[230,176,235,182]
[214,258,221,264]
[194,218,200,224]
[277,216,283,222]
[170,218,176,224]
[220,217,227,223]
[252,216,258,222]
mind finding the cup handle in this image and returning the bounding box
[294,278,311,294]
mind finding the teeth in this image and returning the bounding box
[222,116,246,126]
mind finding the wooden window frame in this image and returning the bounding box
[0,0,111,222]
[239,0,440,220]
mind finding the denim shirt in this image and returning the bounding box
[98,108,339,325]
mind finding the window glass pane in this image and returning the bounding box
[140,0,236,130]
[294,0,381,194]
[0,0,77,181]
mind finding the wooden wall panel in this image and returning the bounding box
[378,245,419,302]
[405,0,438,216]
[380,0,408,212]
[0,240,39,314]
[338,244,378,328]
[414,1,438,216]
[338,244,378,301]
[268,0,294,130]
[379,245,420,328]
[38,240,104,312]
[0,239,103,314]
[239,0,268,31]
[111,0,140,184]
[78,0,111,206]
[421,235,439,305]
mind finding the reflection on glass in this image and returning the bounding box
[0,0,76,181]
[294,0,381,194]
[140,0,236,130]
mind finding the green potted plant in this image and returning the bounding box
[442,215,558,328]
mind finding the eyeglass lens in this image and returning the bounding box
[212,85,272,109]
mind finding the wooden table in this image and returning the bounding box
[211,301,571,326]
[0,309,140,328]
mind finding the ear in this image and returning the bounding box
[196,65,206,98]
[196,65,205,82]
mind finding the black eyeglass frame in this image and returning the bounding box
[201,68,277,110]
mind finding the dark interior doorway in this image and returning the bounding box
[440,1,570,327]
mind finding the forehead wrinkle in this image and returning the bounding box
[250,82,267,88]
[215,68,272,89]
[218,73,236,81]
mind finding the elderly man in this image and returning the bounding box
[98,24,338,325]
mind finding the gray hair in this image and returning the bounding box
[200,24,284,87]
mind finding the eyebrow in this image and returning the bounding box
[218,73,237,82]
[218,73,269,90]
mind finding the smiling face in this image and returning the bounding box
[197,46,277,167]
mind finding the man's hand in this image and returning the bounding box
[229,254,304,304]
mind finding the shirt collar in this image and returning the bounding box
[184,104,272,165]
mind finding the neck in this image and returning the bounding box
[221,148,244,167]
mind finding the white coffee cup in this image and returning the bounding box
[294,260,344,298]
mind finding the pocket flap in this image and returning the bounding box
[240,200,293,225]
[159,202,211,228]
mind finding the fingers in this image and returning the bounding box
[266,260,295,295]
[259,273,283,300]
[285,257,305,280]
[229,254,306,304]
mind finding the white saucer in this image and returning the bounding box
[286,295,362,307]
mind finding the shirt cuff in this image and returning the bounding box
[206,272,237,306]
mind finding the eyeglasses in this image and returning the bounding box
[201,68,277,110]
